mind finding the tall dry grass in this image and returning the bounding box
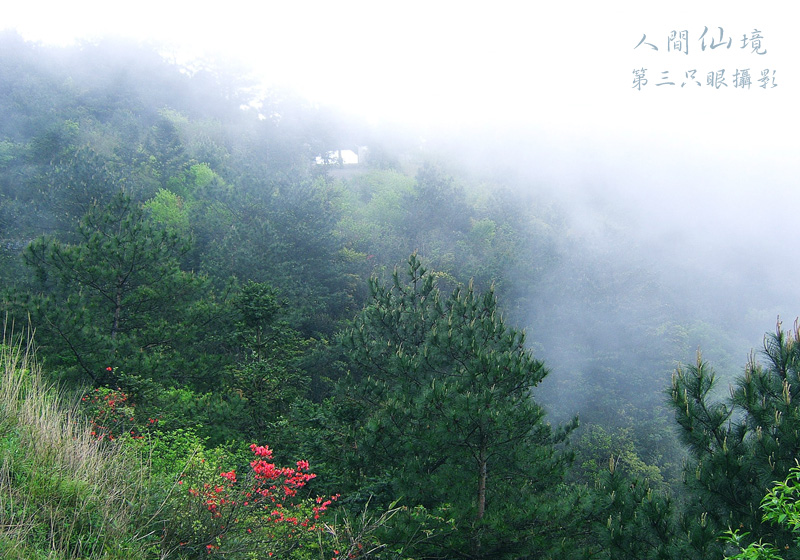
[0,326,153,559]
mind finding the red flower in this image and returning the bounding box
[106,366,113,371]
[220,470,237,482]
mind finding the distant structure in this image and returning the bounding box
[315,146,368,167]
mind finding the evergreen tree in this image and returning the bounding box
[402,163,472,263]
[19,190,205,386]
[228,281,310,436]
[670,320,800,559]
[339,254,576,558]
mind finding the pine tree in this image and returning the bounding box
[228,281,310,435]
[340,254,576,558]
[21,190,203,385]
[670,320,800,558]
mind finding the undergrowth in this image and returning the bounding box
[0,326,153,559]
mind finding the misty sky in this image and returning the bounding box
[5,0,800,327]
[5,1,795,135]
[7,1,796,192]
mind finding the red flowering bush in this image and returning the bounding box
[162,443,341,559]
[80,385,158,441]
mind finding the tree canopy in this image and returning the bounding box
[339,254,576,558]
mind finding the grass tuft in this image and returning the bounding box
[0,324,151,559]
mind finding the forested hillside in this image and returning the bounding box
[2,32,800,559]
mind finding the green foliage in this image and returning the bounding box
[0,335,405,560]
[570,424,666,491]
[338,254,576,558]
[7,33,795,560]
[764,467,800,536]
[156,440,348,560]
[21,190,207,385]
[113,378,250,448]
[322,500,457,560]
[144,189,191,238]
[585,456,692,560]
[146,113,191,191]
[670,320,800,557]
[403,163,471,249]
[723,530,785,560]
[225,281,312,439]
[722,463,800,559]
[34,145,123,237]
[0,334,152,559]
[80,385,145,441]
